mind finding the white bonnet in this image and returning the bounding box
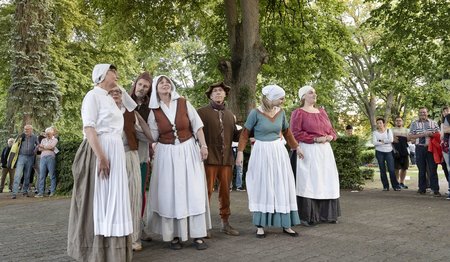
[149,75,180,109]
[298,85,314,100]
[261,84,285,101]
[92,64,114,84]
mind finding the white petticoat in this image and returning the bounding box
[146,137,211,241]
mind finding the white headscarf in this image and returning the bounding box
[92,64,112,84]
[118,86,137,112]
[148,75,180,109]
[298,85,314,100]
[262,84,285,101]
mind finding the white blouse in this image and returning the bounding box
[147,99,203,143]
[81,86,123,137]
[372,129,394,152]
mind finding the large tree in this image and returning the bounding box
[7,0,60,132]
[219,0,267,120]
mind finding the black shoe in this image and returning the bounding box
[417,190,426,195]
[282,228,299,237]
[301,221,317,227]
[393,187,401,191]
[193,238,208,250]
[256,232,266,238]
[169,237,182,250]
[11,195,16,199]
[433,191,441,197]
[399,183,409,189]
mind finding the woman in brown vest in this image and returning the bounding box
[144,75,211,250]
[109,86,153,251]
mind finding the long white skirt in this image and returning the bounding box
[296,142,340,199]
[94,133,133,237]
[125,150,142,243]
[246,140,298,214]
[146,137,211,241]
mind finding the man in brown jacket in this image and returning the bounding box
[197,82,240,236]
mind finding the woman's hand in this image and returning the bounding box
[296,146,304,159]
[315,136,332,143]
[200,145,208,160]
[236,151,244,167]
[97,155,110,179]
[149,142,157,159]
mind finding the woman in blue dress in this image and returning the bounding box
[236,84,303,238]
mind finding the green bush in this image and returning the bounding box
[331,136,365,190]
[56,139,81,195]
[360,167,375,180]
[361,149,375,165]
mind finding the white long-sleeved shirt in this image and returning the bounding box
[372,129,393,152]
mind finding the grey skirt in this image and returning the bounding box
[67,139,132,262]
[296,196,341,224]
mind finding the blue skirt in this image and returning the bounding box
[252,211,301,228]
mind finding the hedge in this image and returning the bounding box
[56,139,81,195]
[331,136,365,190]
[361,149,376,166]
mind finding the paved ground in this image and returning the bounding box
[1,177,449,262]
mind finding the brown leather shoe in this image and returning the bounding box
[220,223,240,236]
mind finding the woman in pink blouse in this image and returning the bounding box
[35,127,58,197]
[290,85,340,226]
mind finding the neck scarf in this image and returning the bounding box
[210,100,225,111]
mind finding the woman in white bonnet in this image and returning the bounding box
[290,85,340,226]
[236,84,302,238]
[67,64,133,262]
[144,75,211,250]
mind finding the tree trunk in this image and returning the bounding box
[220,0,268,123]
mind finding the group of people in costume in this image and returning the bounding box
[67,64,341,261]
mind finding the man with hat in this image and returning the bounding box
[197,82,240,236]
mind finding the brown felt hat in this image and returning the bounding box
[205,82,231,99]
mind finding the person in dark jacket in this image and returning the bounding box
[0,138,15,193]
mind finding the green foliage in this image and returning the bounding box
[360,149,375,165]
[8,0,61,132]
[331,135,365,190]
[360,166,375,181]
[55,138,81,195]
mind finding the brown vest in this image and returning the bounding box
[153,98,193,144]
[123,110,138,150]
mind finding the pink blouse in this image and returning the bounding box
[290,108,337,144]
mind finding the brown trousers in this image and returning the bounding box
[205,165,233,222]
[0,167,14,192]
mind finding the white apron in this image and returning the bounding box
[296,142,340,199]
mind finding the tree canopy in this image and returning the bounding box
[0,0,449,139]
